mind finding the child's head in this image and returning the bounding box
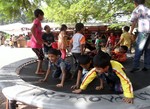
[34,9,44,20]
[48,49,59,63]
[60,24,67,31]
[44,25,51,33]
[119,45,128,53]
[78,55,91,69]
[75,23,84,33]
[123,26,130,32]
[93,51,111,74]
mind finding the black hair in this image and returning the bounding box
[44,25,49,31]
[60,24,67,31]
[75,23,84,32]
[78,55,91,65]
[48,49,59,56]
[93,50,111,68]
[34,9,44,18]
[133,0,145,4]
[123,26,130,32]
[120,45,128,52]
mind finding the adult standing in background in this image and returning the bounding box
[57,24,68,60]
[130,0,150,73]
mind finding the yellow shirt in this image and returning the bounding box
[80,60,134,98]
[120,32,131,49]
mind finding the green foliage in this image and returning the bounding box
[1,0,150,24]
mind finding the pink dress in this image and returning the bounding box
[30,18,43,48]
[57,31,67,50]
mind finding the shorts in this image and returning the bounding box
[32,48,44,60]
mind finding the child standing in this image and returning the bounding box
[39,49,72,87]
[70,23,86,77]
[42,25,55,55]
[115,26,131,49]
[30,9,44,75]
[58,24,68,60]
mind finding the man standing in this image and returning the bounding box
[130,0,150,73]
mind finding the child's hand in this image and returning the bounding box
[71,84,79,89]
[123,97,134,104]
[72,89,82,94]
[56,83,64,88]
[95,85,104,90]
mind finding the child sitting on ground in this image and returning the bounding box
[111,45,128,62]
[73,51,134,104]
[39,49,71,87]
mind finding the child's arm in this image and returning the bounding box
[80,36,86,55]
[115,67,134,104]
[56,68,66,88]
[71,70,82,89]
[39,67,51,82]
[72,68,97,94]
[95,78,104,90]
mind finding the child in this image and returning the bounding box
[70,23,85,59]
[73,51,134,104]
[42,25,55,55]
[30,9,45,75]
[111,45,128,62]
[115,26,131,49]
[71,55,97,89]
[39,49,71,88]
[95,35,102,52]
[69,23,86,77]
[58,24,68,60]
[72,55,103,93]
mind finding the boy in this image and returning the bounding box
[115,26,131,49]
[71,55,100,89]
[73,51,134,104]
[42,25,55,55]
[39,49,71,88]
[111,45,128,62]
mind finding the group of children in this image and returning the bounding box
[30,9,134,104]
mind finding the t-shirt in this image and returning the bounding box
[120,32,131,49]
[30,18,43,48]
[80,60,133,98]
[70,33,86,53]
[131,4,150,33]
[49,58,71,73]
[42,32,54,48]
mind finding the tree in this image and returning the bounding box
[0,0,150,24]
[0,0,42,24]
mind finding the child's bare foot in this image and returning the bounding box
[56,83,63,88]
[35,70,45,75]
